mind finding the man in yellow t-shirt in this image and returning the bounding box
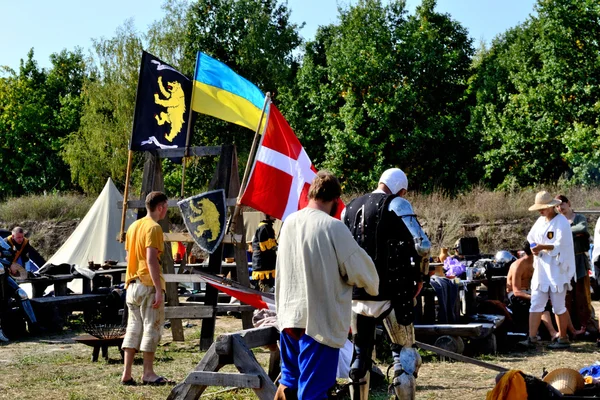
[120,191,170,386]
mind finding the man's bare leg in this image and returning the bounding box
[121,348,136,382]
[541,311,558,339]
[142,351,160,382]
[528,311,543,339]
[556,311,571,340]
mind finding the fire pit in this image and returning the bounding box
[83,324,126,340]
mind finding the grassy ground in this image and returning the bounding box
[2,310,600,400]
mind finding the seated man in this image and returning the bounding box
[0,238,38,336]
[4,227,39,273]
[506,242,558,339]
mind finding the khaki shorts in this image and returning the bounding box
[122,282,165,353]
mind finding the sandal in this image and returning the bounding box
[142,376,174,386]
[120,378,136,386]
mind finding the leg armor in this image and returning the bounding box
[8,277,37,324]
[384,310,421,400]
[349,312,377,400]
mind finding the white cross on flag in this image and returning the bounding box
[240,103,343,221]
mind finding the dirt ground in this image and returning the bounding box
[1,308,600,400]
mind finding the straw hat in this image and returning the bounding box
[9,263,27,281]
[528,191,561,211]
[542,368,585,395]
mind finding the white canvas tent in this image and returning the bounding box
[25,178,136,296]
[44,178,136,269]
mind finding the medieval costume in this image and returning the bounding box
[251,218,277,292]
[344,190,430,400]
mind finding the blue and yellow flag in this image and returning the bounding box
[192,52,266,131]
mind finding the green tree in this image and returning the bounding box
[179,0,304,190]
[469,0,600,188]
[0,49,84,198]
[284,0,475,193]
[61,21,143,194]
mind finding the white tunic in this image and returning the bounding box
[275,207,379,348]
[527,213,575,293]
[592,216,600,265]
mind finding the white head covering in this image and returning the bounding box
[379,168,408,194]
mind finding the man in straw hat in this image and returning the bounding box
[519,191,576,350]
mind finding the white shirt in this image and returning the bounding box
[527,213,576,292]
[275,207,379,348]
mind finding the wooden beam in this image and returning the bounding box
[215,326,279,356]
[118,197,237,210]
[231,335,277,400]
[165,306,214,319]
[164,232,195,243]
[168,344,224,400]
[162,272,275,301]
[155,145,222,159]
[184,372,261,388]
[164,305,255,319]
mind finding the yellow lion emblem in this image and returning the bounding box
[189,198,221,241]
[154,76,186,142]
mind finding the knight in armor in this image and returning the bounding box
[0,236,38,340]
[343,168,431,400]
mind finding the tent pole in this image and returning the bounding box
[227,93,271,235]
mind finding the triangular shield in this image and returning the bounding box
[178,189,227,254]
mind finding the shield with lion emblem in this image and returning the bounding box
[178,190,226,254]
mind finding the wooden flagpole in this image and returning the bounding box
[118,150,134,243]
[226,92,271,234]
[180,53,201,198]
[119,50,148,242]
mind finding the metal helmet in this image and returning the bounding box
[494,250,516,264]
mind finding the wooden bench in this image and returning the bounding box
[29,293,106,306]
[30,294,108,331]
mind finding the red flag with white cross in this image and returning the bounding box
[240,103,343,221]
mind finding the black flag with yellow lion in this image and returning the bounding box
[178,189,227,254]
[130,51,192,161]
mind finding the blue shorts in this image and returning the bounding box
[279,330,339,400]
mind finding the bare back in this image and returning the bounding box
[506,256,534,293]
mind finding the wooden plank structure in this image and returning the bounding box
[168,326,280,400]
[121,145,253,346]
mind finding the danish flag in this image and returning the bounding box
[240,104,319,221]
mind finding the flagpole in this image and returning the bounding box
[119,150,134,243]
[181,52,201,199]
[227,92,271,234]
[119,50,147,243]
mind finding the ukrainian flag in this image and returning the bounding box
[192,52,266,131]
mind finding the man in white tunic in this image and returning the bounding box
[520,191,576,350]
[275,171,379,400]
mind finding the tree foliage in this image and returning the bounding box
[61,21,143,194]
[0,49,84,198]
[469,0,600,188]
[173,0,303,191]
[283,0,475,193]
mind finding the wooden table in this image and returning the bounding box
[74,334,124,362]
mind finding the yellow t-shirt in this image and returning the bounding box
[124,216,165,291]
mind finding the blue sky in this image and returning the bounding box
[1,0,537,72]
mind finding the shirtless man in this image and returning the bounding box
[507,242,558,339]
